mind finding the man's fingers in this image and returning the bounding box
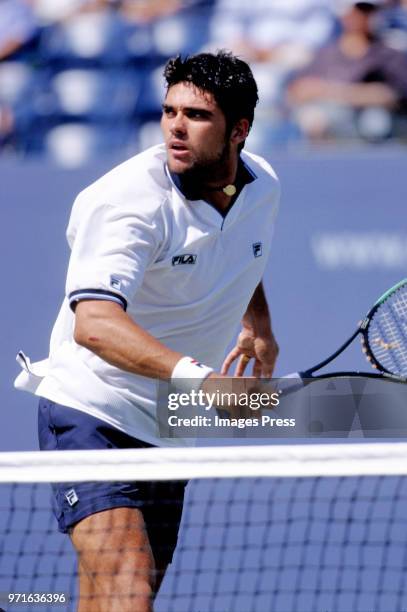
[252,351,276,379]
[221,348,240,375]
[235,354,251,377]
[253,359,262,378]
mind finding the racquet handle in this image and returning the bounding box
[277,372,305,395]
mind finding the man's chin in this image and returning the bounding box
[166,157,193,175]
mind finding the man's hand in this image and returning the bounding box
[221,324,279,378]
[220,282,278,378]
[201,373,278,418]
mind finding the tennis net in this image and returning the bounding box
[2,442,407,611]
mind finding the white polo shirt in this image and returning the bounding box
[15,143,280,446]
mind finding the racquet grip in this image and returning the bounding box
[277,372,305,395]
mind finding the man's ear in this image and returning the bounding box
[231,118,250,145]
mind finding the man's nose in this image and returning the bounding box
[170,112,186,135]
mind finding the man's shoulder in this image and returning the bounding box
[77,144,170,211]
[241,149,280,187]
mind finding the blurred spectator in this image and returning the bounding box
[117,0,187,24]
[0,1,41,152]
[118,0,212,59]
[204,0,336,151]
[377,0,407,52]
[0,0,39,61]
[0,102,14,146]
[6,0,407,159]
[287,0,407,141]
[207,0,335,106]
[34,0,130,66]
[30,0,111,26]
[117,0,212,23]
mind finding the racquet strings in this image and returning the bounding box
[367,283,407,377]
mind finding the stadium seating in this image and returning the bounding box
[0,0,406,163]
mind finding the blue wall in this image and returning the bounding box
[1,147,407,611]
[2,147,407,450]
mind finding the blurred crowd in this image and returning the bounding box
[1,0,407,164]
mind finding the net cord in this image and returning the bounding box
[0,443,407,483]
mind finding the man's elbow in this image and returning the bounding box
[73,313,95,349]
[73,299,124,349]
[73,301,104,349]
[73,321,88,348]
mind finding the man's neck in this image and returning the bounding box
[201,188,235,213]
[173,156,244,214]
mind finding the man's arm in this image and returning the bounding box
[220,282,279,378]
[75,292,278,415]
[74,282,278,382]
[74,300,183,380]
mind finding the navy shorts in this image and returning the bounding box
[38,398,186,565]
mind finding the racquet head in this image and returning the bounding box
[362,279,407,377]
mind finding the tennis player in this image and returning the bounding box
[15,51,280,611]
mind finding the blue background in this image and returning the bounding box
[1,147,407,611]
[2,147,407,450]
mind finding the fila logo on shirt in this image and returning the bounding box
[110,276,122,290]
[172,254,197,266]
[252,242,263,258]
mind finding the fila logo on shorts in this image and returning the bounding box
[172,254,197,266]
[253,242,263,258]
[65,488,79,507]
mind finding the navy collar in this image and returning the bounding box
[169,157,257,203]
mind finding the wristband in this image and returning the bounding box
[171,356,214,393]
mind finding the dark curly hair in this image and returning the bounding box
[163,51,259,137]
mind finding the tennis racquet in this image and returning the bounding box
[279,278,407,394]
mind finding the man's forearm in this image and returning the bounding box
[218,282,278,378]
[74,301,183,380]
[243,282,272,335]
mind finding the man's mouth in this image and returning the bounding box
[169,141,189,152]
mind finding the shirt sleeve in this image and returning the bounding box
[66,198,164,312]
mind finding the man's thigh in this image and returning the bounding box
[71,506,155,611]
[38,398,186,566]
[70,506,154,577]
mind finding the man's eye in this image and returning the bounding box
[188,111,205,119]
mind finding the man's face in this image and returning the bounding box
[161,82,232,177]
